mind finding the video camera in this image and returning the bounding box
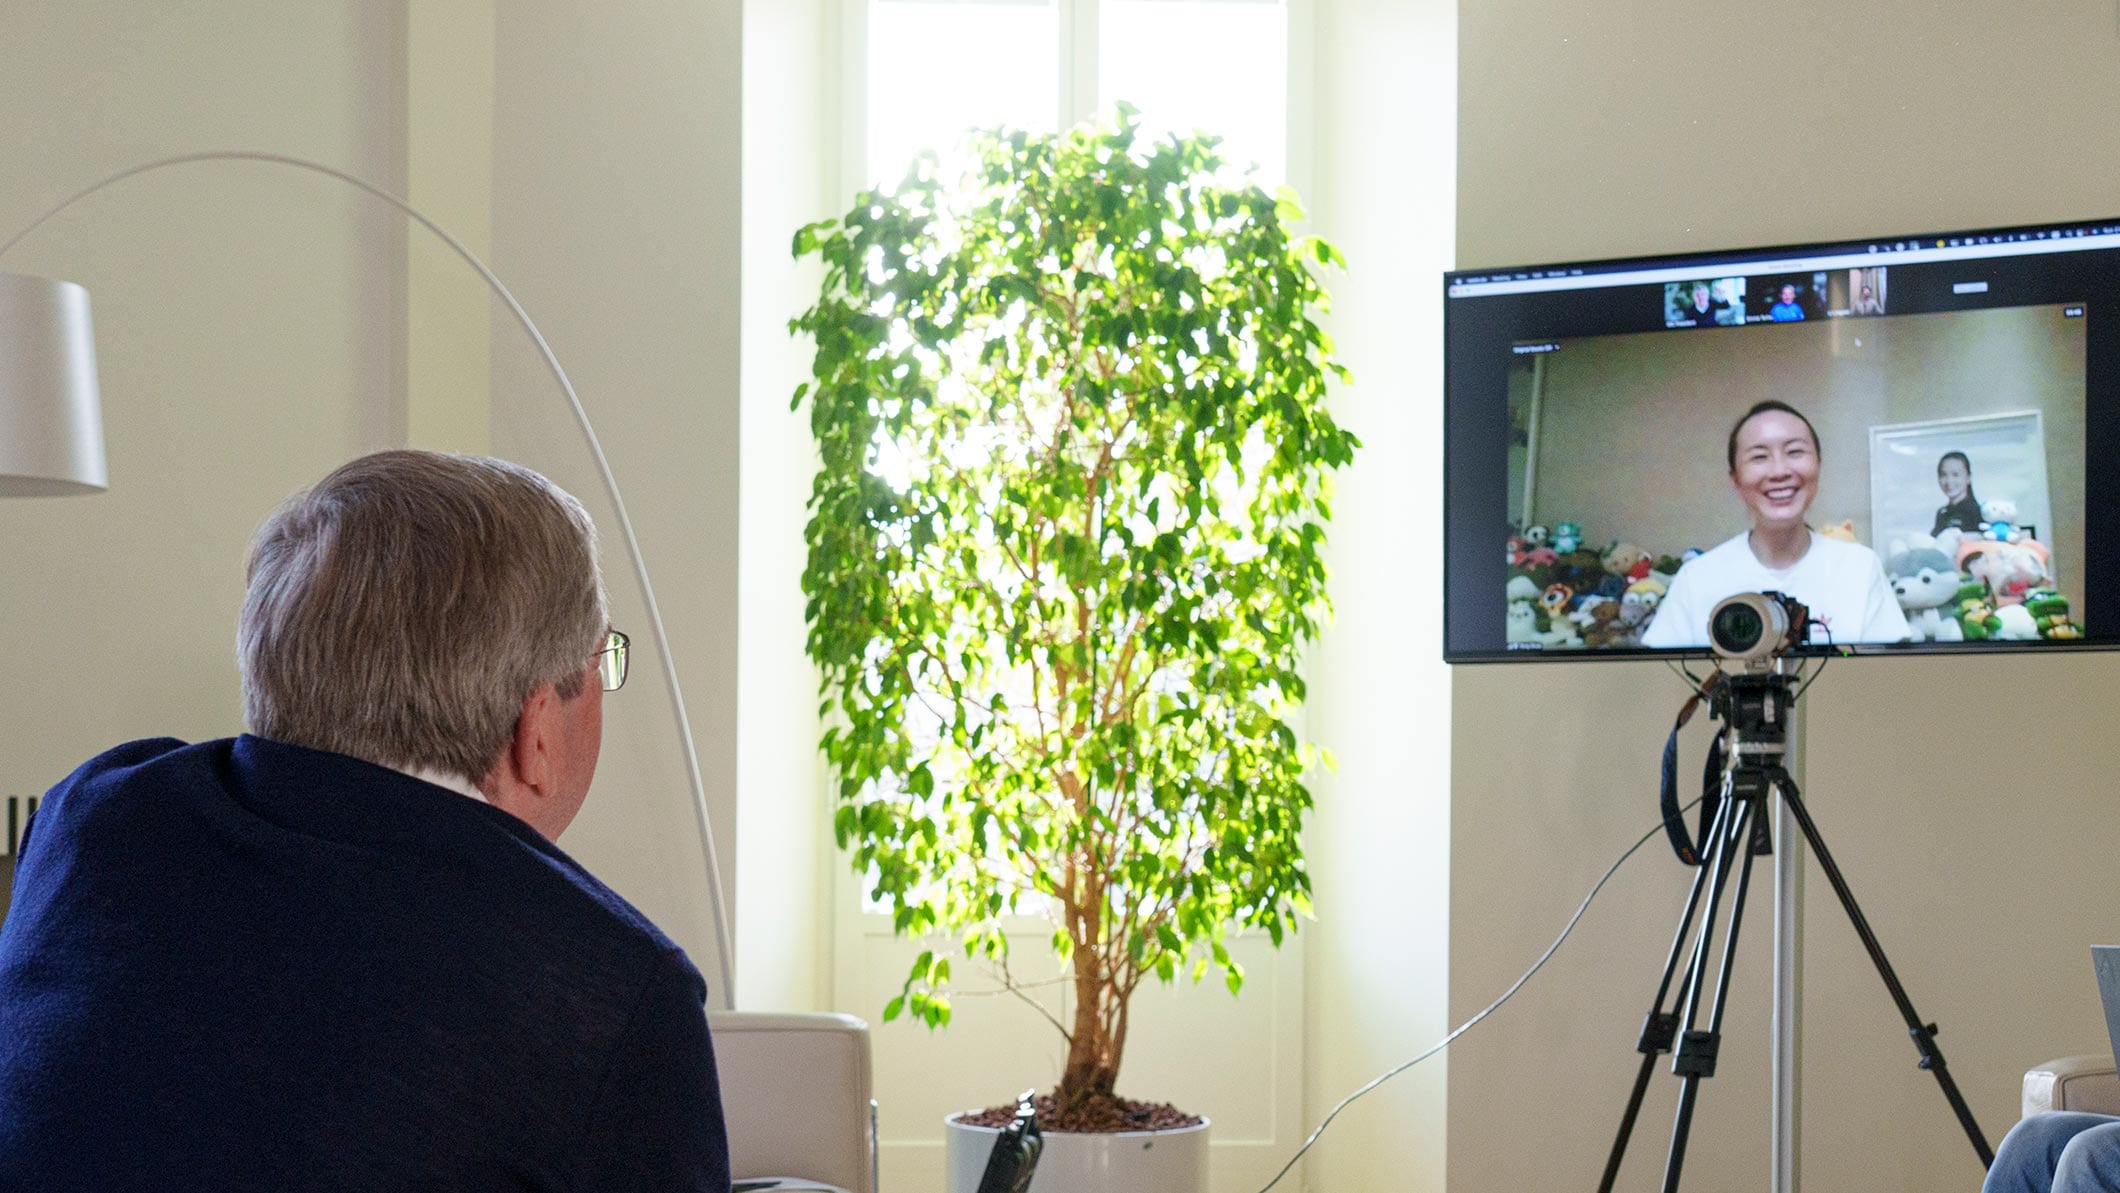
[1707,591,1809,672]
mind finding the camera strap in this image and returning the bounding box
[1659,673,1723,866]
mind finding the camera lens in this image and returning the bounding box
[1712,602,1763,652]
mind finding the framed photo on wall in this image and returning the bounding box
[1868,410,2052,557]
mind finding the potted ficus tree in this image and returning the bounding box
[793,107,1355,1193]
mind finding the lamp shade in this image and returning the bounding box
[0,271,104,496]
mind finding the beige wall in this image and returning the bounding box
[1525,307,2086,587]
[0,6,751,1000]
[489,0,745,999]
[0,4,406,904]
[1456,3,2120,1191]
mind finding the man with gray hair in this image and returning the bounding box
[0,450,730,1192]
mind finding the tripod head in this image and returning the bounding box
[1710,666,1797,807]
[1660,593,1808,870]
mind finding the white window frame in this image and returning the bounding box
[835,0,1313,208]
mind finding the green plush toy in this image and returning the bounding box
[2025,588,2084,640]
[1953,580,1996,641]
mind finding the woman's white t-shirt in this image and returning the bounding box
[1640,531,1911,648]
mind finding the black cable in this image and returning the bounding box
[1795,624,1837,700]
[1252,794,1709,1193]
[1663,657,1706,694]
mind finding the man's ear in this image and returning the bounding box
[508,684,559,795]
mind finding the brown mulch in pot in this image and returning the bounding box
[959,1092,1203,1134]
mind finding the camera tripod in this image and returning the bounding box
[1594,667,1992,1193]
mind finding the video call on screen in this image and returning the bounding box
[1443,220,2120,662]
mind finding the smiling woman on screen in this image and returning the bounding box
[1641,400,1911,648]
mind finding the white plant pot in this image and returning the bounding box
[944,1112,1209,1193]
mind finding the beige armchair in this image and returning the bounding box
[711,1011,877,1193]
[2024,1055,2120,1118]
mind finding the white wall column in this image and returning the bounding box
[1303,2,1457,1190]
[737,0,836,1013]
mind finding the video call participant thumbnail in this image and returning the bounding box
[1641,401,1911,648]
[1770,283,1806,322]
[1682,283,1722,327]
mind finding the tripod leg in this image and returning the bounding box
[1774,778,1993,1167]
[1598,793,1735,1193]
[1663,795,1759,1193]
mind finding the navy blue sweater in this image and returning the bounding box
[0,736,729,1192]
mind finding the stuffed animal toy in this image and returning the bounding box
[1538,613,1584,648]
[1507,574,1541,610]
[1523,524,1551,548]
[1615,581,1663,646]
[1580,600,1628,649]
[1569,594,1614,628]
[1540,583,1573,623]
[1652,554,1686,576]
[1553,521,1583,554]
[1979,499,2024,544]
[1952,582,1996,641]
[1816,519,1857,543]
[1885,539,1963,642]
[1518,546,1559,570]
[1963,539,2050,607]
[1507,535,1528,567]
[1549,550,1610,599]
[1506,600,1541,645]
[2026,589,2084,640]
[1602,542,1652,583]
[1990,602,2040,640]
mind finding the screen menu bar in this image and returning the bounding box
[1448,220,2120,298]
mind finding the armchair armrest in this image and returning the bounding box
[710,1011,876,1193]
[2025,1055,2120,1118]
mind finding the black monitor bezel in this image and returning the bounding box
[1444,215,2120,665]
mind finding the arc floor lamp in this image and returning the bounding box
[0,151,736,1010]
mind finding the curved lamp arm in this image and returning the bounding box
[1,151,736,1009]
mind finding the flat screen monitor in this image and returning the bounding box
[1444,218,2120,662]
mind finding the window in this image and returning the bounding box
[847,0,1299,919]
[857,0,1293,191]
[864,1,1060,189]
[1097,0,1288,185]
[832,13,1315,1186]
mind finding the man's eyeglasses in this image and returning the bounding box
[597,629,629,692]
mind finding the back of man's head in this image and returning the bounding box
[238,450,607,782]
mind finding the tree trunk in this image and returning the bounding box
[1057,937,1120,1114]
